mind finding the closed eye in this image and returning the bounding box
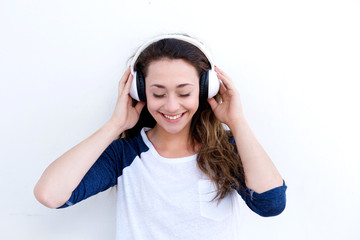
[153,93,190,98]
[153,94,165,98]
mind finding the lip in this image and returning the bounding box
[159,111,187,122]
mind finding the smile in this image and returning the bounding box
[162,112,184,120]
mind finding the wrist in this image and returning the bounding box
[104,119,126,138]
[227,116,248,132]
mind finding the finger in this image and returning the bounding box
[215,66,234,90]
[207,97,218,111]
[219,80,227,95]
[216,72,233,91]
[118,72,133,99]
[215,66,231,79]
[119,66,131,87]
[124,73,134,93]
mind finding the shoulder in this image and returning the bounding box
[111,129,149,157]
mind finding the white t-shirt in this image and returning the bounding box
[60,128,287,239]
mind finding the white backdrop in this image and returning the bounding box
[1,0,359,239]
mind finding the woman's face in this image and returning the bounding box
[145,58,200,136]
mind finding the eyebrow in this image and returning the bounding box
[150,83,194,89]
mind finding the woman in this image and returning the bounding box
[34,34,287,239]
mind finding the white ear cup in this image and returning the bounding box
[129,71,140,101]
[208,69,220,99]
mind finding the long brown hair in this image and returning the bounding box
[122,35,246,201]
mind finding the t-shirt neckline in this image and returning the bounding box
[140,127,197,163]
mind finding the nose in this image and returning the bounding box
[164,94,180,113]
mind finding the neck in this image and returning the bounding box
[146,125,197,158]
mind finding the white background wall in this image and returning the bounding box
[1,0,359,239]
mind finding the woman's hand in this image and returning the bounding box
[207,66,245,128]
[109,67,145,134]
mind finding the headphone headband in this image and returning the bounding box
[130,34,215,75]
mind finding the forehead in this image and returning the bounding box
[146,59,199,87]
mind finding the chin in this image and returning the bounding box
[161,125,189,135]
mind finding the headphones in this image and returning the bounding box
[129,34,220,102]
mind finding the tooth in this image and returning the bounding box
[164,113,182,119]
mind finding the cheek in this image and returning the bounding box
[189,91,200,108]
[184,98,199,111]
[146,98,162,112]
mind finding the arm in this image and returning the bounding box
[34,122,121,209]
[208,66,283,193]
[229,117,283,192]
[34,67,145,209]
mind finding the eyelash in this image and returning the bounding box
[153,93,190,98]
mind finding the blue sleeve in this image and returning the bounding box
[237,180,287,217]
[57,140,122,209]
[229,133,287,217]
